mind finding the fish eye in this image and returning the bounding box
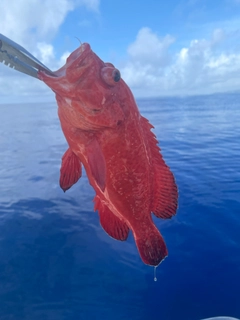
[101,67,121,86]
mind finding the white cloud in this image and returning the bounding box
[121,28,175,89]
[127,27,175,67]
[36,43,55,66]
[0,0,76,46]
[121,27,240,97]
[78,0,100,12]
[0,0,99,45]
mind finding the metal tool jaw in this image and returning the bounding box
[0,33,55,78]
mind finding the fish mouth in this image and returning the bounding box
[38,43,91,80]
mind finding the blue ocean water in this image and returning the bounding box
[0,93,239,320]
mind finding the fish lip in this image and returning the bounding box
[65,43,91,70]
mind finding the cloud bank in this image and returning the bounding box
[121,27,240,97]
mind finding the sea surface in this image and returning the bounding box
[0,93,239,320]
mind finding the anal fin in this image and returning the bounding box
[60,148,82,192]
[94,196,129,241]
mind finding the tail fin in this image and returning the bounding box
[133,225,168,266]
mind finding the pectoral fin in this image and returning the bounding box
[85,138,106,191]
[60,148,82,192]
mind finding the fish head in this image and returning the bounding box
[38,43,131,130]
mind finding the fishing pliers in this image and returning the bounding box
[0,33,55,78]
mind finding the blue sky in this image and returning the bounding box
[1,0,240,102]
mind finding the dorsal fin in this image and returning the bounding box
[94,196,129,241]
[140,116,178,219]
[60,148,82,192]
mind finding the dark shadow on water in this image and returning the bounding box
[0,198,147,320]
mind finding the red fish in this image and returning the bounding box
[38,43,178,266]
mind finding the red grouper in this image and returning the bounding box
[38,43,178,266]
